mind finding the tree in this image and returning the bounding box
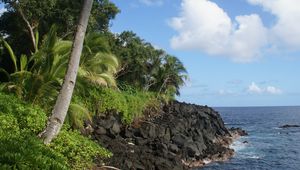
[155,55,187,97]
[39,0,94,144]
[107,31,187,97]
[0,0,119,55]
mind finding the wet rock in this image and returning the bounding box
[111,122,121,134]
[95,126,106,135]
[169,144,179,153]
[279,124,300,128]
[172,134,188,148]
[163,128,171,141]
[229,127,248,136]
[185,142,200,157]
[92,100,243,170]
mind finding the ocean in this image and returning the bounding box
[201,106,300,170]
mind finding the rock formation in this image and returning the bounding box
[91,101,246,169]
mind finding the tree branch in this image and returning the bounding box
[15,4,37,52]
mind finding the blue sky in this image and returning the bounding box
[109,0,300,106]
[1,1,300,106]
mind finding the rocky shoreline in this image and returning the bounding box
[90,101,247,170]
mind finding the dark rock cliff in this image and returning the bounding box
[91,101,239,170]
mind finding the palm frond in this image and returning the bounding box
[67,103,91,129]
[20,55,28,71]
[3,40,18,72]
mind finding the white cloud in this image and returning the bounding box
[247,82,263,94]
[248,0,300,50]
[169,0,300,62]
[169,0,268,63]
[139,0,164,6]
[266,86,282,94]
[247,82,282,95]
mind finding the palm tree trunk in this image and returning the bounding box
[39,0,93,144]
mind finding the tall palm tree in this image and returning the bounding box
[155,55,187,98]
[39,0,94,144]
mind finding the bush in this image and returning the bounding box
[0,92,111,169]
[74,86,159,124]
[0,92,47,133]
[0,135,68,170]
[51,129,112,169]
[0,93,68,169]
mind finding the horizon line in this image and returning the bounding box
[212,105,300,108]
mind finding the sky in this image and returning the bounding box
[1,1,300,106]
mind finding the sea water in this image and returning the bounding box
[200,106,300,170]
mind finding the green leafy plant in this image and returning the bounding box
[51,129,112,169]
[0,92,111,169]
[74,85,159,124]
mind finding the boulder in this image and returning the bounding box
[111,122,121,134]
[169,144,179,153]
[95,126,106,135]
[92,100,241,170]
[279,124,300,128]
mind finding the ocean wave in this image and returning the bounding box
[230,140,247,152]
[225,123,245,126]
[246,155,260,159]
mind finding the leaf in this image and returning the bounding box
[3,40,18,72]
[35,31,39,52]
[67,103,91,129]
[20,55,28,71]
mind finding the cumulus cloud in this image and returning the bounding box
[247,82,282,95]
[248,0,300,49]
[266,86,282,94]
[139,0,164,6]
[169,0,268,63]
[247,82,263,94]
[169,0,300,62]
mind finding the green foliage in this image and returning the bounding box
[0,92,67,169]
[0,92,111,169]
[0,0,119,55]
[0,114,20,139]
[66,103,91,129]
[77,32,119,88]
[1,27,119,110]
[51,129,112,169]
[0,92,47,133]
[108,31,188,98]
[0,135,68,170]
[75,85,159,124]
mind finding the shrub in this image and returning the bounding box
[51,129,112,169]
[74,86,159,124]
[0,92,111,169]
[0,92,47,133]
[0,135,68,170]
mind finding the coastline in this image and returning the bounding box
[90,101,247,169]
[182,127,248,168]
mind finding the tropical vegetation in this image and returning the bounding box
[0,0,188,169]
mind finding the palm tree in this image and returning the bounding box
[39,0,94,144]
[77,32,119,88]
[0,27,70,107]
[155,55,187,98]
[1,26,119,129]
